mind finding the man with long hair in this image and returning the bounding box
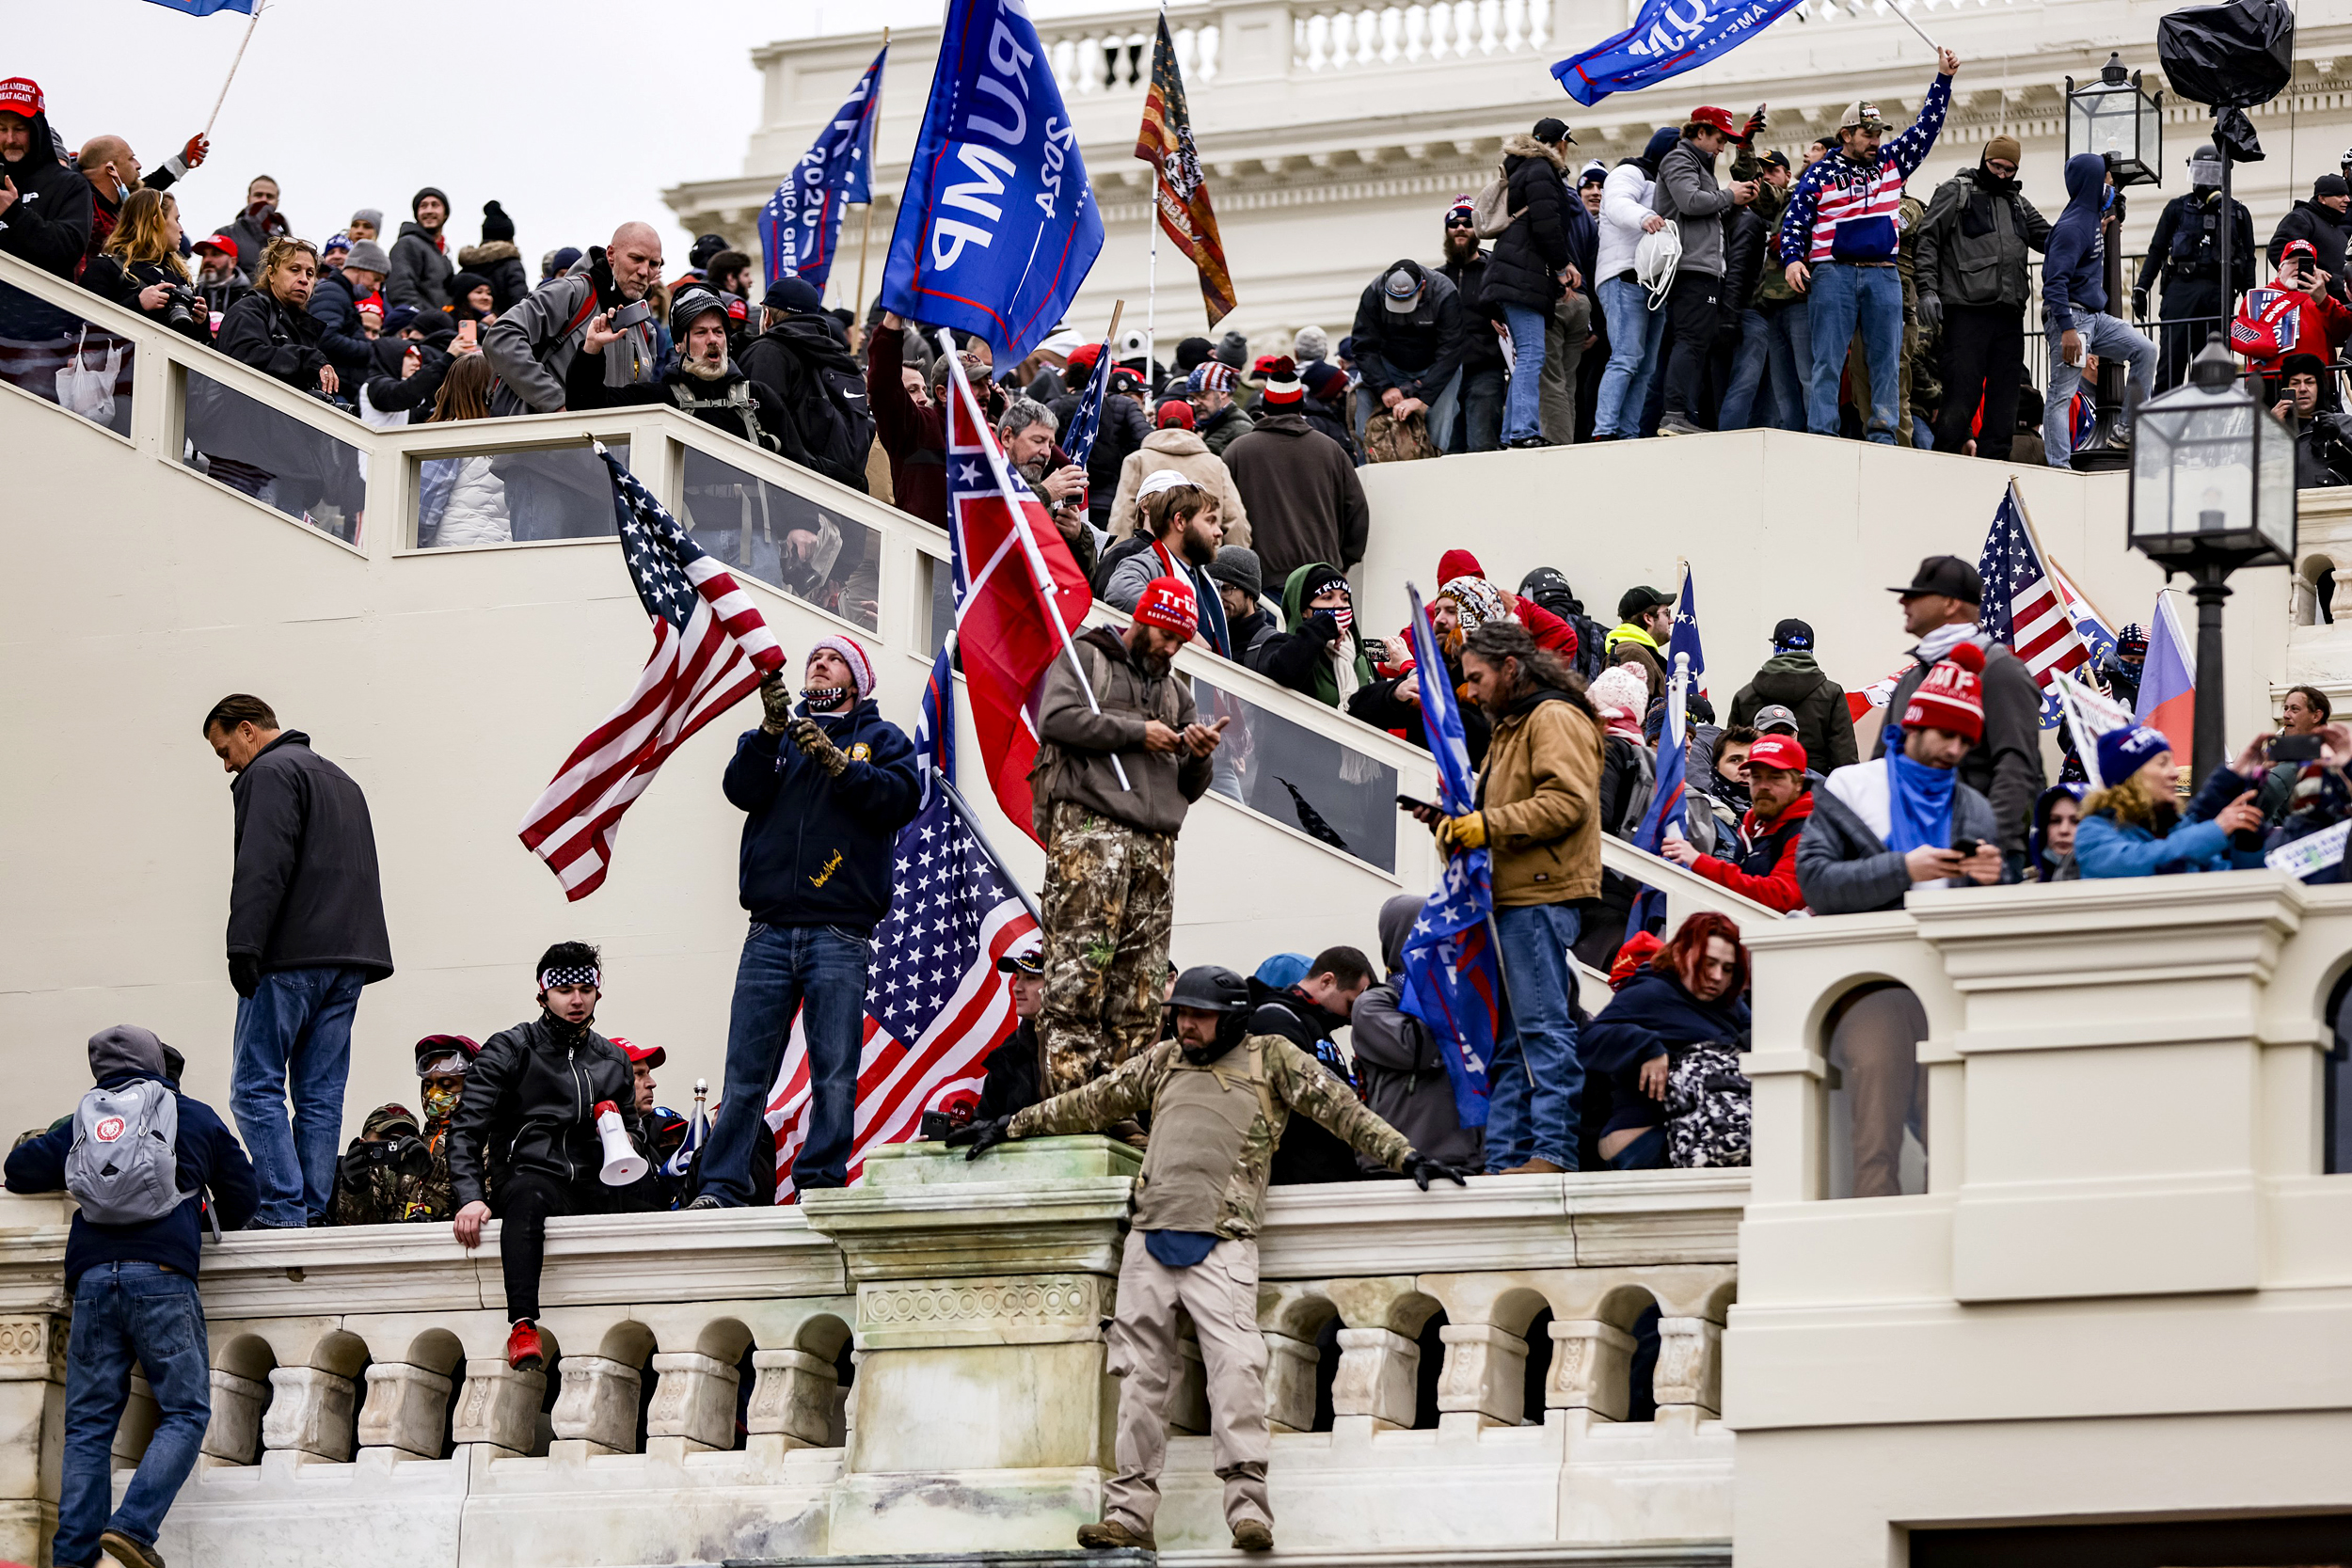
[1419,620,1604,1174]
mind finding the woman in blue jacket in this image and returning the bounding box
[2075,725,2267,878]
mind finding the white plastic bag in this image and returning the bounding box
[1635,224,1683,310]
[55,326,120,424]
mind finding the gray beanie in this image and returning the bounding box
[350,208,384,232]
[1205,546,1263,602]
[1293,325,1330,364]
[1215,329,1248,370]
[344,239,391,275]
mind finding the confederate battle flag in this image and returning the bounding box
[1136,13,1237,326]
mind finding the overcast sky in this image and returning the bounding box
[11,0,1110,268]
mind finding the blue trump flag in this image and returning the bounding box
[1552,0,1806,107]
[1629,653,1692,933]
[1397,583,1498,1131]
[881,0,1104,367]
[141,0,257,11]
[760,47,885,292]
[1667,563,1706,697]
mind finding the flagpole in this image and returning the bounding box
[851,28,889,323]
[932,768,1044,924]
[1887,0,1943,54]
[939,330,1132,792]
[201,1,267,143]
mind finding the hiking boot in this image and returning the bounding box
[684,1195,723,1211]
[1076,1520,1156,1550]
[1496,1157,1566,1176]
[98,1529,166,1568]
[1655,413,1705,437]
[1232,1518,1275,1552]
[505,1319,545,1372]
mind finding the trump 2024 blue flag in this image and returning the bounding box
[1552,0,1806,107]
[760,47,885,291]
[1397,583,1497,1131]
[881,0,1104,367]
[140,0,257,12]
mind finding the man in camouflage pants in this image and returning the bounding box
[951,966,1469,1555]
[1031,576,1226,1094]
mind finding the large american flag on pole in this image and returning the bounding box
[761,646,1041,1200]
[517,444,785,898]
[1975,482,2092,732]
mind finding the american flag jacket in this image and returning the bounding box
[1778,73,1953,267]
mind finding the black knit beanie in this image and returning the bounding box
[480,199,515,245]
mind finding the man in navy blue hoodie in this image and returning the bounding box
[695,634,921,1202]
[2042,151,2159,467]
[6,1026,257,1568]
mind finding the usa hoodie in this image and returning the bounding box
[1778,71,1952,266]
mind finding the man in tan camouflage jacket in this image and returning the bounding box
[951,964,1469,1554]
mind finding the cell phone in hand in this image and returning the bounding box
[1396,793,1438,815]
[2271,733,2324,763]
[456,319,477,348]
[1951,837,1979,858]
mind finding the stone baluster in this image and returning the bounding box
[1436,1323,1530,1432]
[1652,1317,1724,1422]
[547,1356,640,1458]
[201,1369,269,1465]
[1546,1319,1636,1422]
[644,1352,740,1454]
[449,1360,544,1458]
[745,1349,837,1460]
[356,1364,453,1460]
[1263,1331,1322,1434]
[261,1367,358,1463]
[1330,1328,1419,1433]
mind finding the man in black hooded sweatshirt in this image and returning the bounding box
[0,77,92,279]
[1254,946,1379,1186]
[740,273,875,492]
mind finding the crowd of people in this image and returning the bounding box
[21,62,2352,1565]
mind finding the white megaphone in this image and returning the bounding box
[594,1101,647,1185]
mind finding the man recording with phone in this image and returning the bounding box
[483,220,666,417]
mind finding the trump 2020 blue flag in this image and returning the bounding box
[1552,0,1806,107]
[140,0,257,12]
[881,0,1104,367]
[1397,583,1497,1131]
[1667,564,1706,697]
[760,47,886,292]
[1629,654,1692,933]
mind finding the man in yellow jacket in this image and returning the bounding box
[1427,620,1605,1174]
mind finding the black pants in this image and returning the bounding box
[494,1169,607,1322]
[1935,303,2025,460]
[1661,271,1724,420]
[2155,276,2222,392]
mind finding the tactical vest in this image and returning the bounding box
[1132,1041,1274,1235]
[671,379,782,455]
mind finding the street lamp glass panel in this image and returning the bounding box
[2129,382,2295,563]
[2137,89,2164,185]
[2068,86,2138,163]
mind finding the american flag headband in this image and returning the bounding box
[539,966,600,991]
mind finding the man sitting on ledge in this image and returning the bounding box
[949,964,1468,1556]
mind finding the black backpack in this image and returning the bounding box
[794,357,876,491]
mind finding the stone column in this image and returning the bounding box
[745,1348,837,1458]
[448,1360,544,1458]
[1436,1323,1530,1432]
[548,1356,641,1458]
[644,1352,739,1453]
[1546,1319,1634,1422]
[1330,1328,1420,1434]
[201,1369,269,1465]
[803,1135,1141,1554]
[261,1367,358,1463]
[0,1309,66,1564]
[1652,1318,1723,1419]
[356,1364,454,1461]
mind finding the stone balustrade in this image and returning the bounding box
[0,1143,1741,1567]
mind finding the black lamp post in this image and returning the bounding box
[2127,338,2296,780]
[2066,54,2165,471]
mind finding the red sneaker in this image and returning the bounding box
[505,1319,544,1371]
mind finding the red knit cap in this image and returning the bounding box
[1134,577,1200,639]
[1438,548,1484,583]
[1901,643,1986,743]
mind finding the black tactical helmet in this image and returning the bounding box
[670,286,729,342]
[1168,964,1250,1014]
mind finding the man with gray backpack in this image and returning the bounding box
[5,1025,256,1568]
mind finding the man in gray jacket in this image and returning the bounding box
[1032,577,1227,1095]
[1354,895,1482,1175]
[482,221,666,417]
[1653,106,1759,437]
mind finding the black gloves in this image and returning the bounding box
[1402,1151,1470,1191]
[946,1116,1013,1161]
[229,953,261,999]
[1306,610,1342,644]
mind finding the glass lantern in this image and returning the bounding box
[2066,53,2163,188]
[2127,344,2295,569]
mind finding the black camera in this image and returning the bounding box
[348,1134,432,1180]
[157,284,200,332]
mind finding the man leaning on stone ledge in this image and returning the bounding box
[949,964,1470,1555]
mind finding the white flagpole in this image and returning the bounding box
[939,331,1131,791]
[1887,0,1942,54]
[201,2,268,143]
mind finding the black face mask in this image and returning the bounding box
[539,1003,596,1040]
[803,684,851,713]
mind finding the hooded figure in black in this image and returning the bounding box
[739,274,876,492]
[0,79,93,278]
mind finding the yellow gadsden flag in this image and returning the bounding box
[1134,13,1236,326]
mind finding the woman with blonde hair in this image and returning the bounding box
[215,236,337,398]
[83,187,209,341]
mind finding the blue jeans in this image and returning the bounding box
[55,1262,212,1568]
[1500,302,1550,443]
[704,922,872,1200]
[1485,902,1585,1172]
[1716,309,1772,430]
[1804,263,1902,441]
[231,965,365,1227]
[1455,364,1504,452]
[1593,276,1668,438]
[2043,309,2160,467]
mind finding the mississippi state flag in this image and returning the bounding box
[942,345,1091,846]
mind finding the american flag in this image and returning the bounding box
[517,445,784,899]
[1058,339,1114,467]
[1975,482,2090,730]
[761,646,1041,1200]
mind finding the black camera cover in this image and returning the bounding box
[2157,0,2294,109]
